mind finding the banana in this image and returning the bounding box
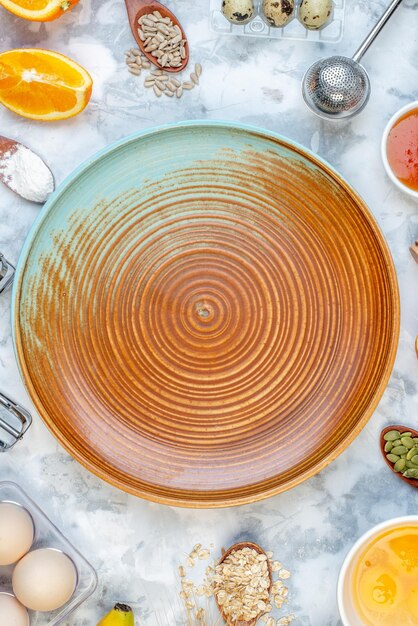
[97,603,135,626]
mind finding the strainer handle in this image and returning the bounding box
[352,0,404,63]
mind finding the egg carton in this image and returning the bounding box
[210,0,345,42]
[0,482,97,626]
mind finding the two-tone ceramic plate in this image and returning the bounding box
[13,122,399,507]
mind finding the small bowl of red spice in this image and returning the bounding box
[382,101,418,199]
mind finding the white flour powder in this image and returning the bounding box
[0,143,54,203]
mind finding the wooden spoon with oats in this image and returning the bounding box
[215,542,272,626]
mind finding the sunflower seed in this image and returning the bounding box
[195,63,202,77]
[164,90,174,97]
[182,81,194,90]
[166,81,177,92]
[176,86,183,98]
[128,67,141,75]
[157,23,170,35]
[155,80,167,90]
[190,72,199,85]
[153,85,162,97]
[153,10,163,18]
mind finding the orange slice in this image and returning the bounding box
[0,49,92,121]
[0,0,79,21]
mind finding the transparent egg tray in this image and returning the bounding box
[210,0,345,43]
[0,482,97,625]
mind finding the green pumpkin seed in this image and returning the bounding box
[391,446,408,455]
[401,437,415,449]
[394,459,406,472]
[384,430,401,441]
[384,441,394,452]
[413,438,418,444]
[401,432,412,438]
[406,460,418,469]
[403,469,418,479]
[387,454,400,463]
[411,456,418,465]
[407,448,417,460]
[392,439,402,447]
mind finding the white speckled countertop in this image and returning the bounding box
[0,1,418,624]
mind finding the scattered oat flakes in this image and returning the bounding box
[278,568,291,580]
[198,549,210,560]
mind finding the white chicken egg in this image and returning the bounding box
[12,548,77,612]
[0,593,29,626]
[0,502,34,566]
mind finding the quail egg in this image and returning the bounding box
[222,0,255,24]
[262,0,294,27]
[299,0,333,29]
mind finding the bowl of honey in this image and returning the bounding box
[338,516,418,625]
[382,101,418,200]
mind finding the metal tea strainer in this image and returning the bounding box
[302,0,404,119]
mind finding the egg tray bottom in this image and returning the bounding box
[0,482,97,626]
[210,0,345,42]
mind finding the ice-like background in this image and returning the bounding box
[0,1,418,624]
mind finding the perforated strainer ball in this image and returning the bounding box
[302,56,371,120]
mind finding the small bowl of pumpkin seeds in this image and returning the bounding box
[381,425,418,488]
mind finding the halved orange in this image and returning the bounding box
[0,49,92,121]
[0,0,79,21]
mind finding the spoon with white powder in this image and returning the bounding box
[0,135,54,204]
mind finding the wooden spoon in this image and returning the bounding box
[215,542,272,626]
[410,240,418,264]
[380,425,418,489]
[0,135,54,203]
[124,0,189,73]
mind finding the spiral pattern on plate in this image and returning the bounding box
[15,124,399,507]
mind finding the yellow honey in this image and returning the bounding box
[352,526,418,625]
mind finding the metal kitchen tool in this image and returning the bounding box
[0,252,15,294]
[0,135,54,203]
[302,0,404,119]
[0,391,32,451]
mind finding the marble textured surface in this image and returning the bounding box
[0,1,418,624]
